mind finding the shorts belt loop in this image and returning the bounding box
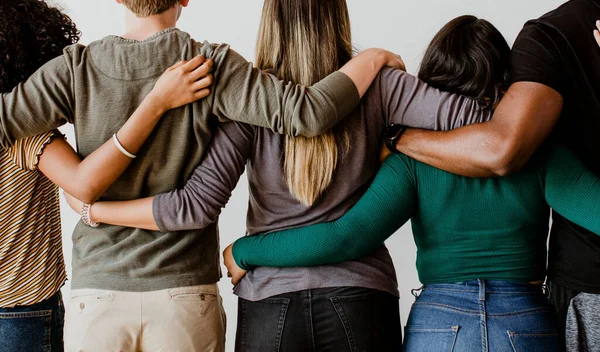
[479,279,486,301]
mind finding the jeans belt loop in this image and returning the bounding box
[479,279,486,301]
[411,286,424,299]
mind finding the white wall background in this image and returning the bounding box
[50,1,565,350]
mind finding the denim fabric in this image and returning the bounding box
[0,291,64,352]
[404,280,559,352]
[235,287,401,352]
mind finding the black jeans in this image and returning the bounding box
[235,287,401,352]
[548,281,583,352]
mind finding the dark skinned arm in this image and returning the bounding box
[396,82,563,177]
[395,20,573,177]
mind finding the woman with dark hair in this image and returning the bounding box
[0,1,211,350]
[220,16,600,351]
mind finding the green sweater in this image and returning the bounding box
[232,146,600,284]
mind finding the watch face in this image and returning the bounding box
[384,124,403,140]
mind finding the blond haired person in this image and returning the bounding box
[64,0,500,350]
[0,0,410,350]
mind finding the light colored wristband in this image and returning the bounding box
[112,133,137,159]
[81,203,99,228]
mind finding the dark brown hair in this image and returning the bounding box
[418,15,511,110]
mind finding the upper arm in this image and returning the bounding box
[0,53,75,149]
[333,154,418,259]
[8,131,66,172]
[152,121,254,231]
[489,22,567,171]
[487,82,563,173]
[37,136,83,194]
[210,49,359,137]
[377,68,492,130]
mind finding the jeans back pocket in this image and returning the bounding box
[0,310,52,352]
[404,325,459,352]
[507,330,559,352]
[235,297,290,352]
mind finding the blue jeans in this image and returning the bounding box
[235,287,401,352]
[404,280,559,352]
[0,291,65,352]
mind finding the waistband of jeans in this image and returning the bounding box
[422,279,543,295]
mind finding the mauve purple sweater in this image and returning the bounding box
[153,68,491,301]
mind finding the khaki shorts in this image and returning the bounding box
[64,284,226,352]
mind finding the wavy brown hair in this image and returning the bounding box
[256,0,352,206]
[0,0,80,94]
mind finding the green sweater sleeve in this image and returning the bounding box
[543,146,600,235]
[210,49,359,138]
[232,153,418,270]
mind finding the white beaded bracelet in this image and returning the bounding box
[112,134,137,159]
[81,203,99,228]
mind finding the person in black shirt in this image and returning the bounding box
[388,1,600,350]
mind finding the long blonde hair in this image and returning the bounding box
[255,0,353,206]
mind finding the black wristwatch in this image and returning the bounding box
[384,124,408,153]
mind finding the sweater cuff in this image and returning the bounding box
[232,238,252,270]
[315,71,361,123]
[151,194,168,232]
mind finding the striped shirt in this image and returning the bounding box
[0,131,66,308]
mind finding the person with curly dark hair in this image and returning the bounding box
[0,0,412,348]
[0,1,214,351]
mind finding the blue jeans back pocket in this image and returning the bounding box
[0,310,52,352]
[404,325,459,352]
[235,297,290,352]
[507,330,559,352]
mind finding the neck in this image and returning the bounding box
[122,7,179,41]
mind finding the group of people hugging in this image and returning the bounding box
[1,0,599,351]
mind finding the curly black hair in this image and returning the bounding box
[0,0,80,93]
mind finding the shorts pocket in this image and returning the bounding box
[0,310,52,352]
[170,291,217,302]
[169,288,219,316]
[508,330,559,352]
[70,289,114,301]
[235,297,290,352]
[404,325,459,352]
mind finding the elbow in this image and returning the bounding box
[294,109,338,138]
[492,162,520,178]
[295,124,326,138]
[68,187,99,205]
[487,139,524,177]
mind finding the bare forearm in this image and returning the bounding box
[91,198,158,230]
[396,82,563,177]
[397,124,511,177]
